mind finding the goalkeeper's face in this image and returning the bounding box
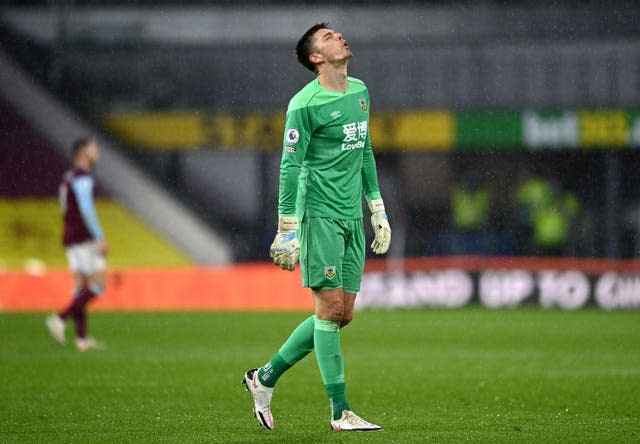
[311,28,352,65]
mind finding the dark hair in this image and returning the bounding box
[296,22,329,73]
[72,137,94,157]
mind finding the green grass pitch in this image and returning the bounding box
[1,308,639,443]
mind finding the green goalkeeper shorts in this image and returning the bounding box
[299,217,365,293]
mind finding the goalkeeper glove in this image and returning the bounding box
[269,215,300,271]
[368,198,391,254]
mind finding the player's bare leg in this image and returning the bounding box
[341,291,356,328]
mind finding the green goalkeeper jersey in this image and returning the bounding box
[278,76,382,220]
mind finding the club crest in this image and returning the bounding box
[324,265,336,280]
[359,97,368,112]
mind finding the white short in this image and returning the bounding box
[65,241,107,275]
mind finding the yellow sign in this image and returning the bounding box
[104,112,208,148]
[390,111,454,151]
[104,111,455,152]
[579,110,629,148]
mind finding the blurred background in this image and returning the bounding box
[2,0,640,309]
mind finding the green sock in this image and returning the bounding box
[258,315,315,388]
[326,383,350,420]
[314,318,351,420]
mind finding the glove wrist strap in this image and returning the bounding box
[278,215,299,231]
[368,198,386,214]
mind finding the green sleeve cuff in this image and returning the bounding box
[366,191,382,202]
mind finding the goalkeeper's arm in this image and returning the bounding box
[271,157,302,270]
[362,135,391,255]
[270,103,310,270]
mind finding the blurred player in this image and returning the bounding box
[243,23,391,431]
[46,138,107,352]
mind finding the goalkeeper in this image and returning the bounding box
[243,23,391,432]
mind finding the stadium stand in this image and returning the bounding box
[0,43,231,264]
[0,98,193,270]
[0,98,67,197]
[2,2,640,260]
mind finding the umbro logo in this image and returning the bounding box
[330,111,341,119]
